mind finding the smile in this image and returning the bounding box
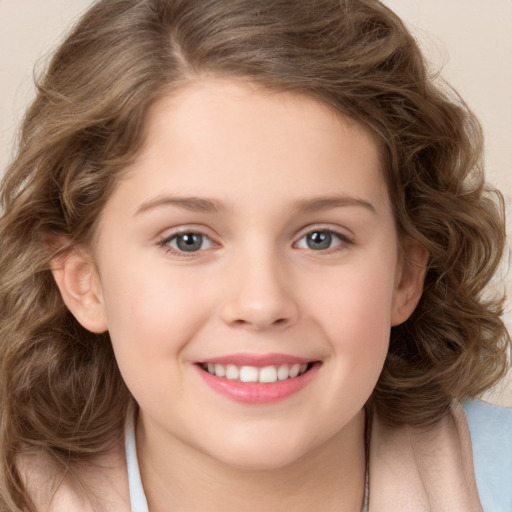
[195,355,320,404]
[200,362,310,383]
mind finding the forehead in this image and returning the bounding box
[109,79,389,216]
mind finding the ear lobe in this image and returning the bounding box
[51,249,108,333]
[391,239,428,326]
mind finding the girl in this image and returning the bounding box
[1,1,510,511]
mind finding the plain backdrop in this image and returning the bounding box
[0,0,510,406]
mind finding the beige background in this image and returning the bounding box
[1,0,510,406]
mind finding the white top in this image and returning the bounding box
[125,417,149,512]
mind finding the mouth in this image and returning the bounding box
[195,356,320,404]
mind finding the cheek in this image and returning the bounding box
[98,258,213,360]
[305,250,397,366]
[98,264,216,407]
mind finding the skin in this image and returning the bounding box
[54,79,426,511]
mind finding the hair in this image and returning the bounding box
[0,0,510,509]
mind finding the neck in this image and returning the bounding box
[137,410,367,512]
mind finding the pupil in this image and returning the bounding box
[307,231,331,250]
[177,233,203,252]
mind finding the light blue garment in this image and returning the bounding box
[125,401,512,512]
[463,400,512,512]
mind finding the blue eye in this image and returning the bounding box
[162,232,215,253]
[296,230,346,251]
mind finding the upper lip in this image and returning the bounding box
[197,353,317,367]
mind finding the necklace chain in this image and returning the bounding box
[361,467,369,512]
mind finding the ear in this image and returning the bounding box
[391,238,428,326]
[51,247,108,333]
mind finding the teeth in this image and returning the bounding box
[239,366,259,382]
[289,363,300,378]
[225,364,239,380]
[277,365,290,380]
[214,364,225,378]
[203,362,310,383]
[259,366,278,383]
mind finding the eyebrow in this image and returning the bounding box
[295,195,376,214]
[135,196,223,215]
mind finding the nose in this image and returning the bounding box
[220,251,300,331]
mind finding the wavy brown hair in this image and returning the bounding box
[1,0,510,509]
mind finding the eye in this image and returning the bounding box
[160,232,215,254]
[295,229,349,251]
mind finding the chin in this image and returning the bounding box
[202,435,314,472]
[216,451,303,472]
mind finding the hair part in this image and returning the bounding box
[0,0,509,509]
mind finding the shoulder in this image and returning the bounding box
[463,399,512,512]
[17,447,130,512]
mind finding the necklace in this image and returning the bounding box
[361,407,371,512]
[361,467,369,512]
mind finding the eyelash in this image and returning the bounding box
[157,227,353,257]
[157,230,217,257]
[294,228,353,254]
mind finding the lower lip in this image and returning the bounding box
[195,364,320,404]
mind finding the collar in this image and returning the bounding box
[368,401,482,511]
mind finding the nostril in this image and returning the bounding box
[228,316,291,330]
[221,294,300,330]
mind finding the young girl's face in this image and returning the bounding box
[61,79,424,470]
